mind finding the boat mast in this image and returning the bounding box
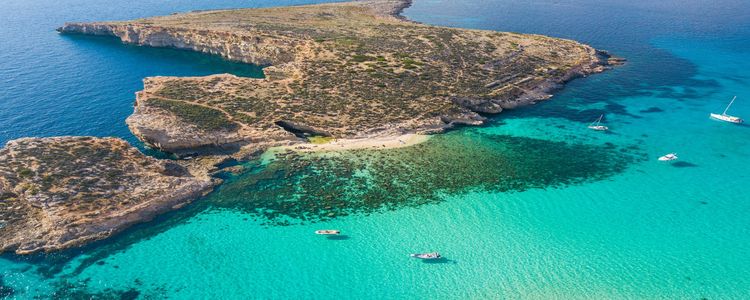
[723,96,737,115]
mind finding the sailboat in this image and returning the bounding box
[710,96,743,123]
[588,114,609,131]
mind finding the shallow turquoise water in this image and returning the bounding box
[1,0,750,299]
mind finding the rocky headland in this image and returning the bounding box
[59,0,622,156]
[0,137,216,254]
[0,0,622,254]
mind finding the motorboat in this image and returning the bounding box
[588,114,609,131]
[315,230,340,235]
[658,153,678,161]
[410,252,441,260]
[710,96,743,123]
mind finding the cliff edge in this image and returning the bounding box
[59,0,622,155]
[0,137,215,254]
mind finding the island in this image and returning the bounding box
[58,0,621,156]
[0,137,215,254]
[0,0,622,254]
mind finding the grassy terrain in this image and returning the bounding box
[147,98,238,131]
[308,136,335,144]
[0,137,212,253]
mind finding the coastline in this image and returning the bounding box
[58,0,619,156]
[0,0,620,254]
[275,133,430,153]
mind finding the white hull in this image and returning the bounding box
[658,153,678,161]
[588,115,608,131]
[410,252,441,260]
[315,230,340,235]
[710,113,743,124]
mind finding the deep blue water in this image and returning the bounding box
[0,0,325,146]
[1,0,750,298]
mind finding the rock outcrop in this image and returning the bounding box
[59,0,620,155]
[0,137,216,254]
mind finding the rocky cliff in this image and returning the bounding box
[0,137,216,254]
[59,0,622,155]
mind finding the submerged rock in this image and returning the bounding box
[0,137,216,254]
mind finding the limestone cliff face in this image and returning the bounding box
[126,80,246,153]
[0,137,216,254]
[59,0,622,155]
[58,22,301,66]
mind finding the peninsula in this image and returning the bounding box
[0,0,621,254]
[59,0,620,156]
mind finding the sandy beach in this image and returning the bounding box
[279,133,430,153]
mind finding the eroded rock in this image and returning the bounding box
[59,0,619,154]
[0,137,216,254]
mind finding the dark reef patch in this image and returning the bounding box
[640,107,664,113]
[0,276,15,298]
[209,131,644,225]
[47,278,170,300]
[50,280,141,300]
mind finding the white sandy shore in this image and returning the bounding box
[278,133,430,153]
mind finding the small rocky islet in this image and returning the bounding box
[0,137,216,254]
[0,0,622,254]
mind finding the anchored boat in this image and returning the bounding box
[710,96,743,123]
[410,252,441,260]
[588,114,609,131]
[315,230,340,235]
[658,153,678,161]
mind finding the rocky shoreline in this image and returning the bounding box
[0,0,622,254]
[59,0,622,157]
[0,137,217,254]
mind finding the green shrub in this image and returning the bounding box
[149,98,238,131]
[17,168,33,178]
[351,55,376,62]
[308,136,335,144]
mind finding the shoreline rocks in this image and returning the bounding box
[59,0,619,156]
[0,0,623,254]
[0,137,216,254]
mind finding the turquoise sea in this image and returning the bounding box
[1,0,750,298]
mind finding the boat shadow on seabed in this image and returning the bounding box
[419,257,457,265]
[670,161,698,168]
[326,235,351,240]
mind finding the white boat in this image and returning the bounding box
[315,230,340,235]
[658,153,678,161]
[710,96,743,123]
[410,252,441,260]
[588,114,609,131]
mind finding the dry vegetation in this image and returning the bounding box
[61,0,614,152]
[0,137,214,254]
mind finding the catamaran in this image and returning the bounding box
[710,96,743,123]
[588,114,609,131]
